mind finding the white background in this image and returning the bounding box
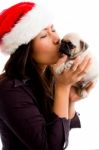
[0,0,99,150]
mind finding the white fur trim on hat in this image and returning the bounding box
[0,4,53,55]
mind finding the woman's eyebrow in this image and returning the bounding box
[44,25,54,30]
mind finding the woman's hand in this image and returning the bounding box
[69,81,95,102]
[51,54,92,88]
[68,81,95,119]
[51,54,92,119]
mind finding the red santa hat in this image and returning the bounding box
[0,2,53,55]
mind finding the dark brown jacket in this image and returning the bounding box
[0,77,81,150]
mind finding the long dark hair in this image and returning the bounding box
[0,41,55,119]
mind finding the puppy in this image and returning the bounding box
[55,33,99,98]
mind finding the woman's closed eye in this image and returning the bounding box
[40,34,47,38]
[40,30,56,38]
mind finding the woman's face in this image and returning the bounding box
[31,24,61,65]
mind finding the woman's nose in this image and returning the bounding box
[48,27,60,45]
[52,35,60,45]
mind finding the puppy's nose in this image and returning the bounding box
[59,40,75,57]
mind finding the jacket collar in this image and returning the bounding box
[13,78,31,87]
[13,78,40,107]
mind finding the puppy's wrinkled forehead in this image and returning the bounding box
[63,33,88,51]
[63,33,81,46]
[59,33,89,58]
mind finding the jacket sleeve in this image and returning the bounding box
[0,87,71,150]
[70,112,81,130]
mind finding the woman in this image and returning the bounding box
[0,2,94,150]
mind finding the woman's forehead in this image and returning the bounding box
[43,24,54,31]
[35,24,55,38]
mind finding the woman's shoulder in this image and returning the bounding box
[0,75,27,90]
[0,75,13,89]
[0,75,38,104]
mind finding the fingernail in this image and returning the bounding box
[84,54,90,59]
[76,56,81,61]
[85,55,89,59]
[77,56,81,59]
[92,82,95,87]
[89,58,93,64]
[62,54,66,57]
[63,55,67,59]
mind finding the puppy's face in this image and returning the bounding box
[59,33,88,59]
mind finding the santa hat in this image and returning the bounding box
[0,2,53,55]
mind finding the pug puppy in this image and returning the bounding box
[55,33,99,98]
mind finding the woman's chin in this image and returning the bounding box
[46,53,62,65]
[50,58,60,65]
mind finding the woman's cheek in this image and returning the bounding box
[36,50,54,64]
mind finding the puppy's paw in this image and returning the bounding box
[55,63,65,74]
[78,89,88,98]
[64,60,74,70]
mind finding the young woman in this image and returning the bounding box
[0,2,94,150]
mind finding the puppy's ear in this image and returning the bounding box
[85,42,88,50]
[80,40,88,51]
